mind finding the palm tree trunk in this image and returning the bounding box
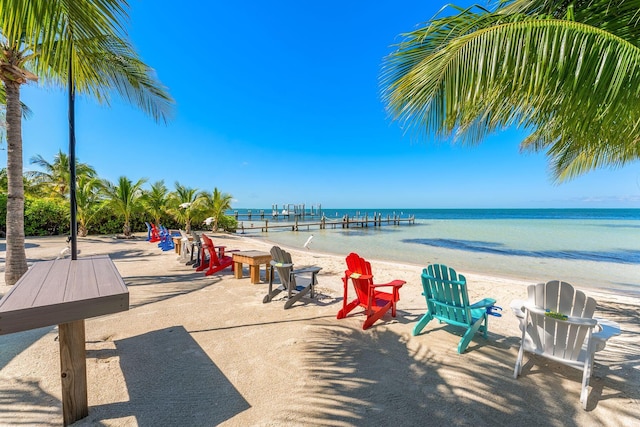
[4,80,28,286]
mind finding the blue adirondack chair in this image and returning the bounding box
[413,264,499,353]
[158,225,176,251]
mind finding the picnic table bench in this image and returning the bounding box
[0,255,129,425]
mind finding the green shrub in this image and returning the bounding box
[218,215,238,232]
[24,197,70,236]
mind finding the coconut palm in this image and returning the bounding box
[0,168,41,197]
[28,150,97,198]
[168,182,201,234]
[75,175,104,237]
[142,180,169,227]
[200,187,233,232]
[101,176,147,237]
[381,0,640,183]
[0,1,173,285]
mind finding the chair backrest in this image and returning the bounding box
[191,231,202,245]
[525,281,597,361]
[270,246,295,288]
[345,252,374,304]
[528,280,596,318]
[200,234,221,264]
[422,264,472,325]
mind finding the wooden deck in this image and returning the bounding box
[0,255,129,425]
[0,255,129,335]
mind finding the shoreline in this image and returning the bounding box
[243,230,640,299]
[1,233,638,425]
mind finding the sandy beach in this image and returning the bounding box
[0,233,638,426]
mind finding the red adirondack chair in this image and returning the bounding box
[337,252,405,330]
[195,233,235,276]
[149,223,161,243]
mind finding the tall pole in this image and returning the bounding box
[68,44,78,260]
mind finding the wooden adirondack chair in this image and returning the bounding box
[187,231,203,267]
[337,252,405,330]
[263,246,321,309]
[195,233,235,276]
[413,264,498,354]
[512,280,620,409]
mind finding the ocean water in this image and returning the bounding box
[232,209,640,295]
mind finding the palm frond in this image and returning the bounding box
[381,13,640,180]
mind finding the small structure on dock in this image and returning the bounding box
[233,203,323,221]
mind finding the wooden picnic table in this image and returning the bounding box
[0,255,129,425]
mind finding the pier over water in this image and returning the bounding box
[229,205,415,234]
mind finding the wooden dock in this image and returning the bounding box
[236,213,415,233]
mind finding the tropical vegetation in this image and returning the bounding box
[0,0,174,285]
[381,0,640,182]
[0,153,238,238]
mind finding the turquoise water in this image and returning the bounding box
[232,209,640,295]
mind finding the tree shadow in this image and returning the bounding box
[0,326,55,370]
[78,326,250,426]
[0,378,60,426]
[122,270,229,309]
[270,321,637,426]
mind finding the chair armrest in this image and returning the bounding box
[271,260,294,268]
[510,299,527,318]
[371,280,405,289]
[293,266,322,275]
[346,272,373,280]
[591,318,621,352]
[469,298,497,309]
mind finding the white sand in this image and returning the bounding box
[0,233,638,426]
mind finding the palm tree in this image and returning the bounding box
[168,182,201,234]
[28,150,97,198]
[200,187,233,232]
[0,1,173,285]
[75,175,103,237]
[0,168,41,197]
[381,0,640,182]
[142,180,169,227]
[101,176,147,237]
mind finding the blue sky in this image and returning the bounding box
[7,0,640,209]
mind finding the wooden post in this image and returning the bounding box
[59,320,88,426]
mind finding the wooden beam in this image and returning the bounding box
[59,320,88,426]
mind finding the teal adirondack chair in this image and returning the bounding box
[413,264,497,353]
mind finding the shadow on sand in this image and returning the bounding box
[80,326,250,426]
[266,320,639,426]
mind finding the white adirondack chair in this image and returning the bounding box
[178,229,191,263]
[511,280,620,409]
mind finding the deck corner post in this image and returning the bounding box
[59,319,88,426]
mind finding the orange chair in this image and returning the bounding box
[195,234,235,276]
[337,252,405,329]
